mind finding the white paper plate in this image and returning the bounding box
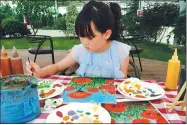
[37,80,65,100]
[45,103,111,123]
[117,78,165,101]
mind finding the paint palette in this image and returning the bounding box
[45,103,111,123]
[37,80,65,100]
[117,78,165,101]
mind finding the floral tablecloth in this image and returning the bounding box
[29,75,186,124]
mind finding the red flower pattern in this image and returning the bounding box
[103,102,126,113]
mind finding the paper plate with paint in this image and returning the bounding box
[45,103,111,123]
[37,80,65,100]
[117,78,165,101]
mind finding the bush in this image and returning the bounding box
[47,14,54,27]
[122,0,141,35]
[2,18,31,37]
[41,15,48,26]
[122,2,179,43]
[57,13,62,18]
[65,2,78,36]
[0,4,15,21]
[41,14,54,27]
[55,14,66,30]
[173,10,186,48]
[140,3,179,42]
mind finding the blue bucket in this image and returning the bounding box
[0,74,41,123]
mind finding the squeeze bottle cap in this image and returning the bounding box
[1,45,8,58]
[172,48,178,60]
[12,46,19,58]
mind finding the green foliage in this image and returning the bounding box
[15,0,55,35]
[41,14,54,27]
[173,10,186,47]
[2,18,30,37]
[122,1,179,43]
[141,3,179,42]
[57,13,63,18]
[48,14,55,27]
[122,0,141,35]
[65,1,79,36]
[54,14,67,30]
[143,3,179,27]
[0,4,15,22]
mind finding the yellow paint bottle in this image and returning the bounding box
[165,48,181,90]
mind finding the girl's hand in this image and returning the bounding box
[26,61,41,77]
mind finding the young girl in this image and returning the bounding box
[26,0,131,79]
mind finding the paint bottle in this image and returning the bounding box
[165,48,181,90]
[0,45,12,77]
[10,46,24,74]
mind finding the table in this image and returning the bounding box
[29,75,186,124]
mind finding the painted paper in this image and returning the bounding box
[62,77,116,103]
[102,101,168,124]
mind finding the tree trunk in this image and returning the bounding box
[31,25,38,35]
[159,27,166,43]
[154,31,157,43]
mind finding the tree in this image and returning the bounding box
[55,14,66,30]
[15,0,55,35]
[122,0,141,35]
[0,4,15,22]
[141,3,179,42]
[173,10,186,50]
[65,1,78,36]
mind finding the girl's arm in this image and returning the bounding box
[27,52,77,78]
[120,56,130,78]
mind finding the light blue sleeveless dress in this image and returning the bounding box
[72,40,131,79]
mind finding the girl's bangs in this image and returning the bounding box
[76,19,96,39]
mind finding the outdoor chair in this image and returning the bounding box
[121,34,144,71]
[26,35,55,64]
[127,60,140,78]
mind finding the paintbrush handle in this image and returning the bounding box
[181,93,186,110]
[28,57,34,76]
[169,81,186,112]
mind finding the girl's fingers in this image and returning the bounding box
[26,61,40,77]
[30,61,39,69]
[26,61,32,69]
[26,67,32,75]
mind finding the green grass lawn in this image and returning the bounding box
[1,37,186,64]
[1,37,80,50]
[137,41,186,65]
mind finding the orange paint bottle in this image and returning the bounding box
[10,46,24,74]
[0,45,12,77]
[165,48,181,90]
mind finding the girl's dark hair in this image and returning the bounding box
[75,0,122,41]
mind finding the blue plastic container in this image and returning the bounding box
[0,74,41,123]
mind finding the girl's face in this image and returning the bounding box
[79,21,112,52]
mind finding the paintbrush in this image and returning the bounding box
[28,57,34,76]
